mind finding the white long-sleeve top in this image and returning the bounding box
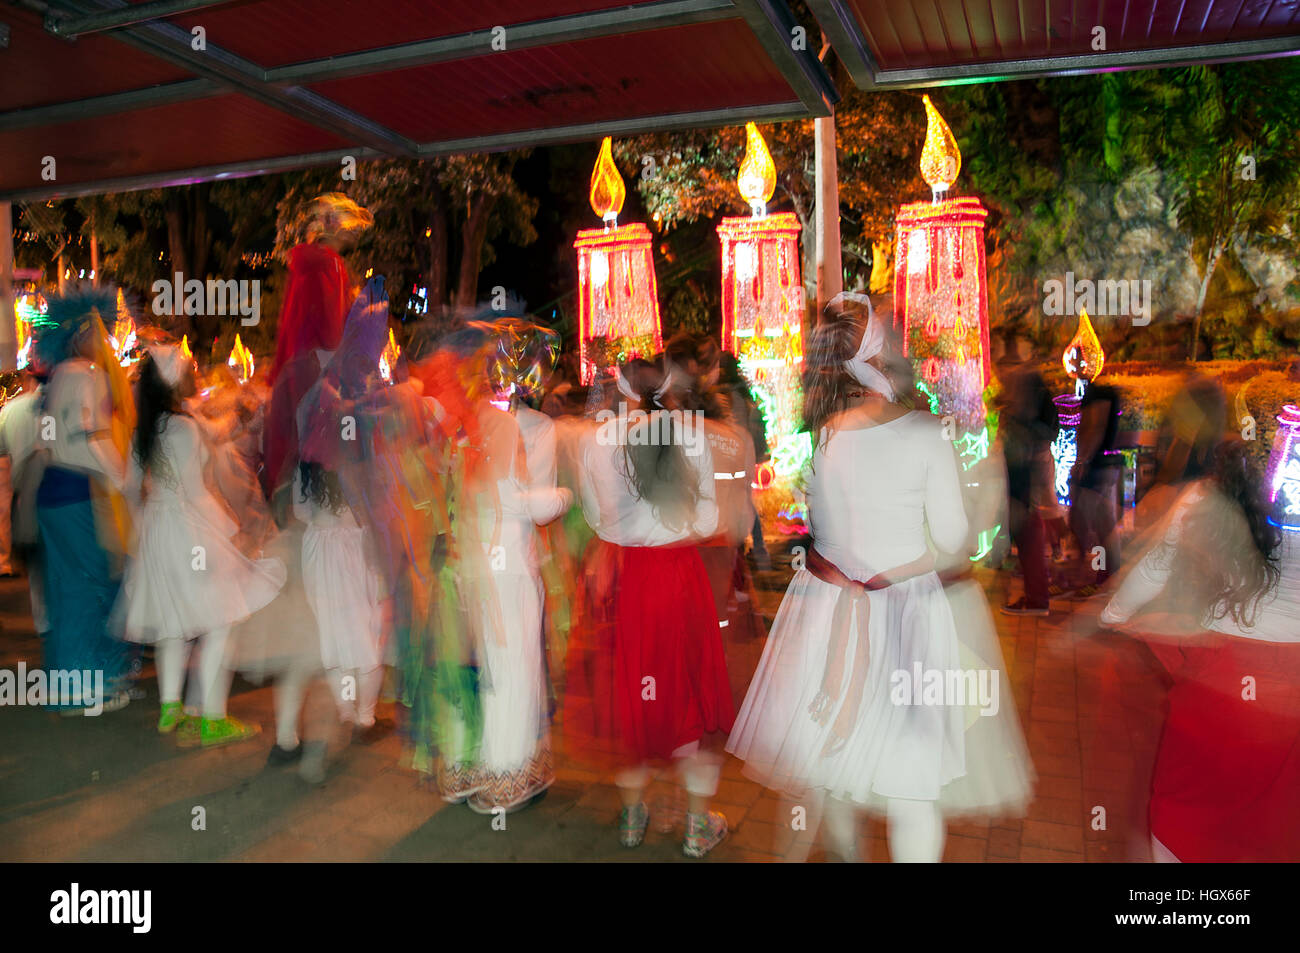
[579,409,718,547]
[1101,480,1300,642]
[40,359,124,488]
[806,410,970,579]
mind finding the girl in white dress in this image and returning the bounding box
[727,309,971,862]
[119,346,286,746]
[294,460,386,732]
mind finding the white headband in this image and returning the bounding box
[148,344,188,389]
[614,365,639,402]
[833,294,895,400]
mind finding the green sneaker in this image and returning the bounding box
[175,716,201,748]
[157,701,185,734]
[200,715,261,748]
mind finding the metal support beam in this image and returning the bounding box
[45,0,235,38]
[418,100,811,157]
[266,0,738,84]
[42,0,420,157]
[803,0,880,89]
[867,36,1300,89]
[733,0,838,115]
[0,79,220,132]
[0,100,814,202]
[804,0,1300,90]
[0,147,388,203]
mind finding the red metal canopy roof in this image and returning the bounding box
[1,0,1297,202]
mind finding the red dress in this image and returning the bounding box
[564,538,735,766]
[1145,631,1300,862]
[262,243,352,495]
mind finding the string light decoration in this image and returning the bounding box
[1267,404,1300,531]
[717,122,810,485]
[574,136,663,384]
[894,96,992,443]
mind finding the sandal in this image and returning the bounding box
[618,802,650,848]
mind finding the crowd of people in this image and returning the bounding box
[3,194,1297,863]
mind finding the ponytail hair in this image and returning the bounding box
[618,358,701,532]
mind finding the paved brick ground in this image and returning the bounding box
[0,554,1169,862]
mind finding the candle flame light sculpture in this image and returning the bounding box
[1267,404,1300,531]
[110,288,137,366]
[1050,307,1107,505]
[227,333,254,384]
[895,96,992,456]
[717,123,809,487]
[179,335,193,362]
[574,137,662,384]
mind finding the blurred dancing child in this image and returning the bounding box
[565,358,732,857]
[119,346,286,746]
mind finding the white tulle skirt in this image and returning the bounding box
[302,522,384,672]
[727,568,1033,818]
[119,496,286,643]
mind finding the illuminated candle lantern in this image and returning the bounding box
[574,137,663,384]
[227,332,254,384]
[1051,308,1106,506]
[717,122,809,480]
[893,95,992,446]
[1267,404,1300,531]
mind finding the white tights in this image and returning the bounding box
[615,743,723,800]
[327,666,383,727]
[886,797,945,863]
[781,794,945,863]
[155,628,232,720]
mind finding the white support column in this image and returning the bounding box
[813,112,842,324]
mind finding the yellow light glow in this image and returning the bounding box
[589,137,626,222]
[179,335,193,361]
[379,327,401,382]
[737,122,777,209]
[1062,308,1105,382]
[920,94,961,191]
[227,333,254,383]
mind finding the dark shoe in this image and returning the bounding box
[1000,598,1049,617]
[266,742,303,767]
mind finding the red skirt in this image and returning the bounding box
[563,538,735,766]
[1144,630,1300,862]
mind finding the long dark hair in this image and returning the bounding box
[618,358,700,532]
[1172,439,1282,629]
[298,460,347,515]
[801,316,864,456]
[133,352,185,472]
